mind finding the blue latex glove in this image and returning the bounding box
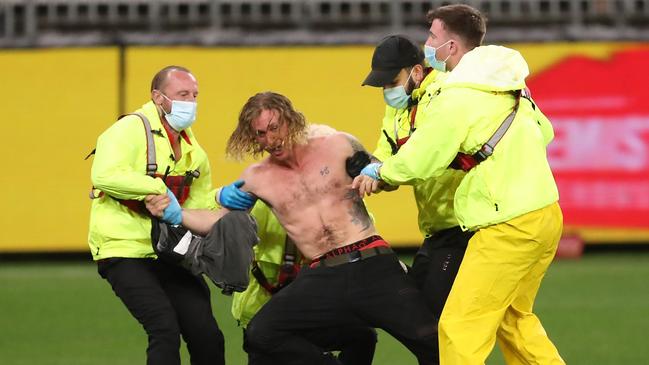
[359,162,382,180]
[162,189,182,225]
[218,180,257,210]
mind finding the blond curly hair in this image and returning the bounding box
[226,92,307,160]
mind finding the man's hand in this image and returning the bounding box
[352,175,381,197]
[145,194,170,218]
[218,180,257,210]
[351,162,383,197]
[163,190,183,225]
[359,162,381,180]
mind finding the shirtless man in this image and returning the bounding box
[147,92,438,365]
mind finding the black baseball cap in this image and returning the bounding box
[362,35,424,87]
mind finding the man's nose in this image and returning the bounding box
[266,133,278,145]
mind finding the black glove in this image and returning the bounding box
[346,151,371,178]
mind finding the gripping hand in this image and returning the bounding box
[162,189,182,225]
[359,162,382,180]
[218,180,257,210]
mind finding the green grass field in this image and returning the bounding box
[1,251,648,365]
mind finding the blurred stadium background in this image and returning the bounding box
[1,0,648,364]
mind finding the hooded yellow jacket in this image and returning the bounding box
[373,69,465,237]
[88,101,217,260]
[380,46,558,231]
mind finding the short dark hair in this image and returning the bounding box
[150,65,192,92]
[426,4,486,50]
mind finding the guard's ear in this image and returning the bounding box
[151,89,164,105]
[413,64,426,83]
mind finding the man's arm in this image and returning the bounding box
[145,193,229,235]
[379,91,468,185]
[341,132,383,178]
[341,132,398,195]
[342,132,379,162]
[184,165,261,233]
[182,209,229,236]
[352,91,469,196]
[91,117,167,199]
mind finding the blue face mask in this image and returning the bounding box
[383,86,409,109]
[161,93,197,131]
[424,40,452,72]
[382,68,415,109]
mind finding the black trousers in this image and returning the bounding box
[244,253,439,365]
[98,258,225,365]
[246,325,377,365]
[409,226,474,318]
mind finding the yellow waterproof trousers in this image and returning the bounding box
[439,202,565,365]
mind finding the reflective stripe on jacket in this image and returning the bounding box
[380,46,559,230]
[88,101,217,260]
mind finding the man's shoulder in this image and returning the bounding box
[242,159,274,177]
[305,130,343,144]
[317,132,353,148]
[100,113,145,140]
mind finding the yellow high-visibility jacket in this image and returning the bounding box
[88,101,217,260]
[231,202,286,327]
[373,69,465,237]
[380,46,558,231]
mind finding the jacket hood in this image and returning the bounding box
[444,45,529,92]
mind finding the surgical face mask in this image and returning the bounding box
[160,93,197,131]
[382,68,415,109]
[424,40,452,72]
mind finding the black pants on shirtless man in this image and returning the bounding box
[244,235,439,365]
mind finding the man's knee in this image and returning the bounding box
[244,318,280,353]
[145,312,182,343]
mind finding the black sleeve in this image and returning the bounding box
[345,151,371,178]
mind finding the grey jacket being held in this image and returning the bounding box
[152,211,260,295]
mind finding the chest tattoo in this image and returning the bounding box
[320,166,330,176]
[343,189,371,231]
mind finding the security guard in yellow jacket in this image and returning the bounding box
[354,5,564,365]
[362,35,471,319]
[88,66,224,365]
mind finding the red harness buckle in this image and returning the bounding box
[450,153,478,172]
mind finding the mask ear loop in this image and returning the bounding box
[402,67,417,95]
[156,90,172,115]
[441,40,454,64]
[403,67,415,88]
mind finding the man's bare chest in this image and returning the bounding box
[256,159,347,209]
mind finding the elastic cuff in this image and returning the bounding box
[214,187,223,208]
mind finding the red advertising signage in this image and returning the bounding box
[527,48,649,229]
